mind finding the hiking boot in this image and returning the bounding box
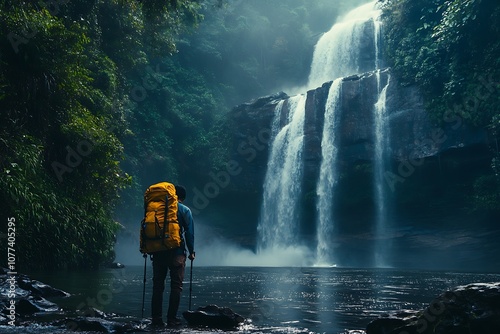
[151,318,165,327]
[167,317,182,327]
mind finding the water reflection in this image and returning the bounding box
[22,267,500,334]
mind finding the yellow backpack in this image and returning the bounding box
[139,182,182,254]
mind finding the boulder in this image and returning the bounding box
[15,296,59,315]
[366,282,500,334]
[0,268,150,332]
[365,311,418,334]
[104,262,125,269]
[365,316,410,334]
[17,274,70,298]
[56,317,144,333]
[183,304,245,329]
[0,269,66,322]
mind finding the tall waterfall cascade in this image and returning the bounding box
[374,71,391,267]
[315,78,343,266]
[257,95,307,250]
[307,2,383,90]
[257,1,390,267]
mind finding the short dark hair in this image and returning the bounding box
[175,185,187,201]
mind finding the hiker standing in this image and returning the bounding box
[151,185,195,327]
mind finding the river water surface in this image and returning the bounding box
[10,266,500,334]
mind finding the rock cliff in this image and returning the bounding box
[229,68,489,194]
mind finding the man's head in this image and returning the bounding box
[175,185,187,202]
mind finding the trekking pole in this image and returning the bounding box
[189,258,193,311]
[141,253,147,318]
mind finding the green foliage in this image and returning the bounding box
[470,174,500,212]
[121,55,227,196]
[432,0,482,48]
[141,0,203,56]
[382,0,500,127]
[177,0,368,106]
[0,136,121,269]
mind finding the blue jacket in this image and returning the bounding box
[177,202,195,256]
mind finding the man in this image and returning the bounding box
[151,185,195,327]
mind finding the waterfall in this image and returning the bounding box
[373,7,382,71]
[307,2,382,90]
[311,1,386,265]
[372,4,391,267]
[257,95,307,251]
[374,72,391,267]
[256,0,390,267]
[315,78,342,267]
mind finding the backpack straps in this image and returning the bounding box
[162,193,169,240]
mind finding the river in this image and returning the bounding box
[10,266,500,334]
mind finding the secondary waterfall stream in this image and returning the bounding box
[374,71,391,267]
[315,78,342,266]
[257,95,307,251]
[257,1,389,267]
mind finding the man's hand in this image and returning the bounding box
[188,252,195,261]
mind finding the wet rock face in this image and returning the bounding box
[55,316,143,333]
[228,68,489,193]
[1,270,70,325]
[366,282,500,334]
[16,274,70,299]
[0,268,145,333]
[228,91,289,192]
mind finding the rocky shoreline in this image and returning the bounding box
[0,267,146,332]
[0,267,246,332]
[366,282,500,334]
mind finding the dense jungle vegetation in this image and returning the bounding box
[0,0,498,269]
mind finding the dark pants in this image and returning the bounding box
[151,250,186,322]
